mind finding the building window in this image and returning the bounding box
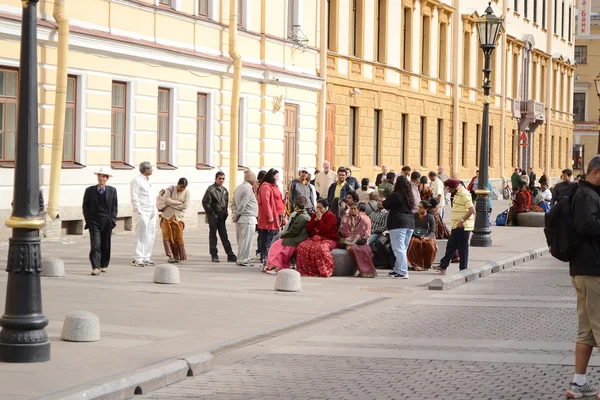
[287,0,298,39]
[514,0,518,12]
[573,93,586,122]
[575,46,587,64]
[401,113,407,165]
[327,0,338,51]
[111,82,127,164]
[159,0,174,8]
[561,0,565,37]
[375,0,386,63]
[63,76,77,163]
[540,62,546,102]
[0,68,17,162]
[157,88,170,165]
[436,119,442,165]
[402,7,412,71]
[438,23,447,80]
[476,124,481,166]
[196,93,208,166]
[524,0,528,17]
[558,137,563,167]
[462,31,470,85]
[568,6,572,41]
[512,130,518,167]
[349,106,357,166]
[553,0,557,34]
[477,49,484,90]
[542,0,546,28]
[238,97,247,168]
[421,15,431,75]
[533,0,538,22]
[512,52,519,98]
[374,110,381,166]
[238,0,244,27]
[350,0,364,58]
[461,122,467,167]
[551,135,555,167]
[419,117,425,166]
[198,0,208,16]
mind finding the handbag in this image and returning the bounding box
[413,227,427,238]
[495,209,508,226]
[156,185,175,212]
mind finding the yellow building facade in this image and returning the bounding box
[0,0,322,238]
[324,0,575,187]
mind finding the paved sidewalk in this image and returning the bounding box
[0,201,547,399]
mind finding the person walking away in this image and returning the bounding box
[377,172,396,199]
[375,165,389,186]
[528,167,537,190]
[159,178,190,263]
[231,170,258,266]
[327,167,351,204]
[131,161,157,268]
[368,197,388,245]
[435,179,475,275]
[383,176,416,279]
[265,196,310,274]
[339,203,377,278]
[565,156,600,398]
[407,200,437,271]
[552,169,578,207]
[202,171,237,263]
[83,167,118,276]
[364,191,379,216]
[315,160,336,198]
[409,172,421,212]
[286,167,315,216]
[428,171,446,218]
[357,178,374,203]
[257,168,284,269]
[296,199,339,277]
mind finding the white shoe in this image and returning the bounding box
[143,259,155,266]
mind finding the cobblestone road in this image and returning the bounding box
[142,256,593,400]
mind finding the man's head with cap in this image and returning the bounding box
[444,179,462,194]
[298,167,308,181]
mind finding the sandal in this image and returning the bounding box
[414,266,424,271]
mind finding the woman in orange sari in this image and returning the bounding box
[160,178,190,263]
[339,203,377,278]
[407,200,437,271]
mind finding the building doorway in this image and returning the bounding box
[283,103,298,185]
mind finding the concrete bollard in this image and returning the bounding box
[153,264,180,284]
[41,257,65,277]
[274,269,301,292]
[61,311,100,342]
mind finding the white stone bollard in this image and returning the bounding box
[274,269,301,292]
[61,311,100,342]
[153,264,180,284]
[41,257,65,277]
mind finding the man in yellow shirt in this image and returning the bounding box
[435,179,475,275]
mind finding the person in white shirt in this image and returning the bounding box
[231,170,259,266]
[130,161,157,267]
[540,183,552,203]
[314,160,337,197]
[428,171,446,218]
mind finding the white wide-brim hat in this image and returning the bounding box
[93,167,113,178]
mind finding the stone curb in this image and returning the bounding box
[43,297,387,400]
[428,245,550,291]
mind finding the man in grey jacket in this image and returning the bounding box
[231,170,259,266]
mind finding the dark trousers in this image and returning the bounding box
[89,217,113,269]
[258,229,278,264]
[440,227,471,271]
[208,214,234,257]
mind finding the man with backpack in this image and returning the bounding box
[551,168,577,207]
[562,157,600,399]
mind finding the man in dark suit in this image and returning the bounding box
[83,167,118,276]
[375,165,388,187]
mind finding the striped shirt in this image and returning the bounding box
[369,209,388,234]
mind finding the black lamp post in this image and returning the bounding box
[594,74,600,155]
[0,0,50,362]
[471,2,503,248]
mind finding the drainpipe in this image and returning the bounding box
[499,0,507,180]
[451,0,460,175]
[47,0,69,221]
[545,0,553,179]
[229,0,242,198]
[317,0,327,168]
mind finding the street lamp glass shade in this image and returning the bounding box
[595,75,600,96]
[476,3,503,47]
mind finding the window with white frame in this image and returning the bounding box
[575,46,587,64]
[198,0,208,16]
[287,0,299,39]
[237,97,247,168]
[573,93,586,122]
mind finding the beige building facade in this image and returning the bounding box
[0,0,322,239]
[324,0,575,187]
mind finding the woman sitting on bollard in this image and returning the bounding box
[264,196,311,274]
[338,203,377,278]
[296,198,339,277]
[407,200,437,271]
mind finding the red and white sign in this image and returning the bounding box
[580,0,592,37]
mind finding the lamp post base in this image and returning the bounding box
[470,232,493,247]
[0,335,50,363]
[470,194,493,247]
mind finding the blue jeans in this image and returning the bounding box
[369,233,382,246]
[388,228,414,276]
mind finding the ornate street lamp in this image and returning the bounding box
[0,0,50,362]
[594,74,600,154]
[471,2,503,248]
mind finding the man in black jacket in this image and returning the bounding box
[202,171,237,263]
[551,168,577,207]
[528,167,536,190]
[567,156,600,398]
[83,168,118,276]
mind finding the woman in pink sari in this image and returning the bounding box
[265,197,310,274]
[339,203,378,278]
[296,199,339,277]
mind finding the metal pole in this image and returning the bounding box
[0,0,50,363]
[471,45,494,248]
[597,104,600,155]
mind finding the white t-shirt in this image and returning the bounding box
[541,189,552,202]
[430,178,445,208]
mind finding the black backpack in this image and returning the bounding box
[544,186,579,262]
